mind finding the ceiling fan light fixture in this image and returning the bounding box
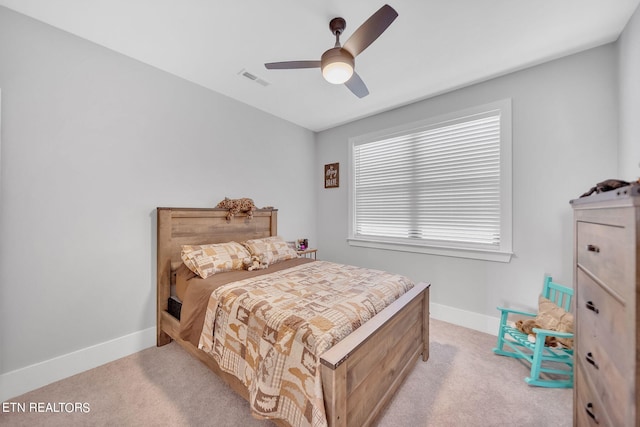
[321,48,354,84]
[323,62,353,84]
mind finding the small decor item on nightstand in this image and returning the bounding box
[297,239,309,250]
[296,239,317,259]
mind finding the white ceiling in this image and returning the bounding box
[1,0,638,132]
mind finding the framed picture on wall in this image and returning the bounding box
[324,163,339,188]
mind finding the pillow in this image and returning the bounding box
[242,236,299,265]
[181,241,250,279]
[536,295,574,348]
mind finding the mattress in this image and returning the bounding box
[175,257,314,346]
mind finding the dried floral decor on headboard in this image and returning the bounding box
[216,197,257,220]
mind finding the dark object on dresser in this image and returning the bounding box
[580,179,631,198]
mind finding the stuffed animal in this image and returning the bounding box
[515,319,558,347]
[243,255,268,271]
[216,197,257,220]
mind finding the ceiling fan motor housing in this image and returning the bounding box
[321,48,354,84]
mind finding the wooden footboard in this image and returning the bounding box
[320,282,430,427]
[158,282,429,427]
[156,207,430,427]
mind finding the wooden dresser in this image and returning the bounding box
[571,183,640,427]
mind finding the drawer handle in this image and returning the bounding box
[585,301,600,314]
[585,352,600,369]
[586,244,600,253]
[585,403,600,424]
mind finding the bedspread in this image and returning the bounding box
[198,260,415,427]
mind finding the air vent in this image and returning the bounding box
[238,69,270,87]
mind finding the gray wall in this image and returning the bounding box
[316,45,618,328]
[619,3,640,180]
[2,2,638,400]
[0,7,316,376]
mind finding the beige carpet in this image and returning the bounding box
[0,319,572,426]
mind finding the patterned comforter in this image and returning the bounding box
[198,260,414,427]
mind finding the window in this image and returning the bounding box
[348,99,512,262]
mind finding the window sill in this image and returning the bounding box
[347,237,513,263]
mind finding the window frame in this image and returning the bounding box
[347,99,513,262]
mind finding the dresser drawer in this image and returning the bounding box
[575,363,614,427]
[575,345,628,427]
[576,221,633,299]
[576,268,630,374]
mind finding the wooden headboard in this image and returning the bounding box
[156,207,278,344]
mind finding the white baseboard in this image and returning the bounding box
[0,327,156,402]
[430,302,500,337]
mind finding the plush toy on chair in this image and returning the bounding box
[514,319,558,347]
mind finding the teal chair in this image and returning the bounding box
[493,276,574,388]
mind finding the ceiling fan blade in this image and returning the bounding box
[345,72,369,98]
[343,4,398,58]
[264,60,321,70]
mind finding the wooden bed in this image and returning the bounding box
[156,207,430,427]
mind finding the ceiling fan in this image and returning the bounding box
[264,4,398,98]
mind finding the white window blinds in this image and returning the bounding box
[349,100,512,261]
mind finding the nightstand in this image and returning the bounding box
[297,248,317,259]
